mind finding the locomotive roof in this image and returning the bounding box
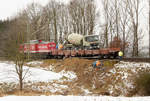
[24,40,51,44]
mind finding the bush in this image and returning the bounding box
[0,82,16,94]
[135,71,150,95]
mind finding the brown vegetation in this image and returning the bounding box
[41,58,119,96]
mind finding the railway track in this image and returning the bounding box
[122,58,150,62]
[1,55,149,62]
[81,56,150,62]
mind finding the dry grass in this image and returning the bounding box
[7,90,44,96]
[40,59,61,67]
[0,89,44,96]
[0,58,126,96]
[134,71,150,96]
[47,58,119,96]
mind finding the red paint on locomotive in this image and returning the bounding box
[21,40,56,53]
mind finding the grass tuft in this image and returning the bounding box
[135,71,150,95]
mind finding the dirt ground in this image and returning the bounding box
[1,58,137,96]
[40,58,119,96]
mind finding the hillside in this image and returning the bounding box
[0,58,150,97]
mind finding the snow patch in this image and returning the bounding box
[109,61,150,95]
[0,62,77,83]
[26,61,43,65]
[59,70,77,81]
[1,96,150,101]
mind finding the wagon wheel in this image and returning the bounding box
[103,54,109,59]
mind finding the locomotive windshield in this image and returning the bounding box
[85,35,99,42]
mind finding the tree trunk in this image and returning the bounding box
[123,27,125,56]
[133,25,138,57]
[53,8,58,44]
[19,73,23,91]
[105,26,108,48]
[149,0,150,57]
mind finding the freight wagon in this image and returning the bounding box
[21,40,120,59]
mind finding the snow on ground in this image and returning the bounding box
[59,70,77,80]
[0,61,77,93]
[107,61,150,96]
[26,61,43,65]
[0,61,76,83]
[1,60,150,98]
[24,67,62,82]
[115,61,150,69]
[0,96,150,101]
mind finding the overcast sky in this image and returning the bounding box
[0,0,149,47]
[0,0,71,20]
[0,0,51,20]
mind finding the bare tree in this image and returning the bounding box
[25,3,46,40]
[0,20,9,56]
[57,4,70,43]
[1,17,29,91]
[52,3,58,44]
[101,0,136,55]
[45,1,60,44]
[12,33,28,91]
[119,0,131,56]
[126,0,141,57]
[101,0,109,48]
[69,0,97,35]
[42,0,98,44]
[4,31,27,91]
[101,0,117,48]
[149,0,150,57]
[106,0,122,47]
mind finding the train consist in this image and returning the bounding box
[21,33,121,59]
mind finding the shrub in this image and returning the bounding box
[0,83,16,94]
[135,71,150,95]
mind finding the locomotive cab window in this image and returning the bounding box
[85,35,99,42]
